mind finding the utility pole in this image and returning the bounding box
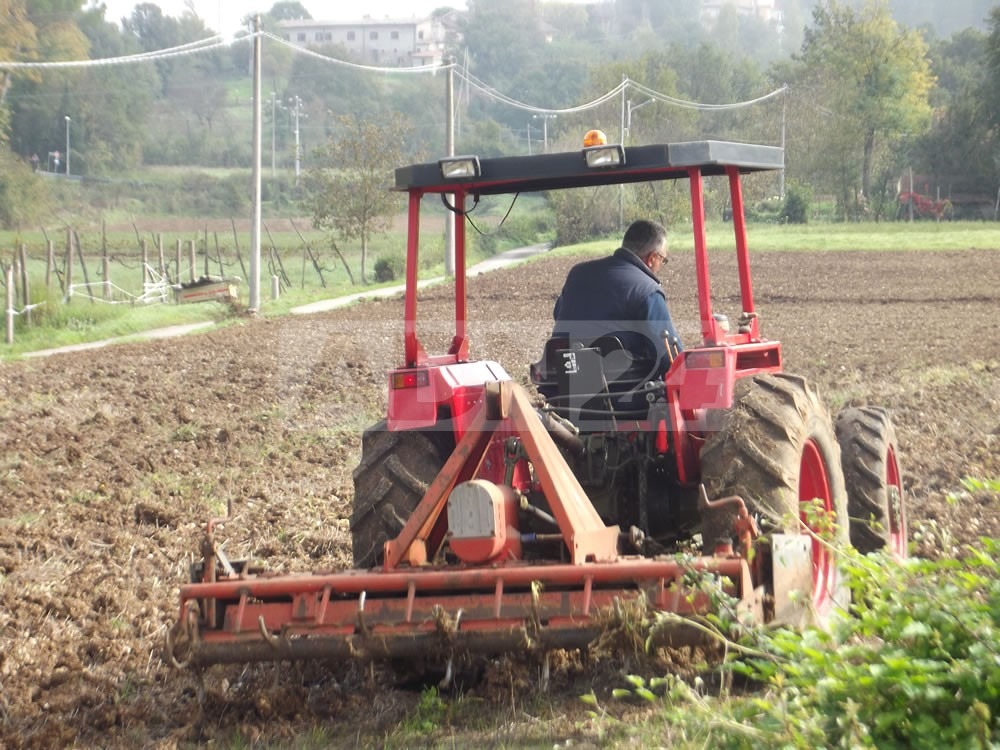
[270,91,277,177]
[64,116,71,176]
[249,15,262,312]
[619,75,628,231]
[533,113,556,152]
[779,87,787,200]
[289,95,303,182]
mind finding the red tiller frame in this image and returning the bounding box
[384,381,619,568]
[175,555,756,665]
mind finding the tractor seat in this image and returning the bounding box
[530,335,659,423]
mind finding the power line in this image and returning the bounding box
[0,34,235,69]
[0,31,786,122]
[261,31,447,75]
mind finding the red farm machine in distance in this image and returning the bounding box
[168,138,907,671]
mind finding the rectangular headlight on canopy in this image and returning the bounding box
[439,156,481,179]
[584,145,625,168]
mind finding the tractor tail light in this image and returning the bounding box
[392,370,430,390]
[684,350,726,369]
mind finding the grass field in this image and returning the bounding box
[2,219,998,359]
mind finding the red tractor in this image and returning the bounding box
[169,138,906,670]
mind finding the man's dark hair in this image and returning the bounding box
[621,219,667,258]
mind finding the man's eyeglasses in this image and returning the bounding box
[653,251,668,264]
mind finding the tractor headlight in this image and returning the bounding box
[439,155,481,179]
[584,145,625,168]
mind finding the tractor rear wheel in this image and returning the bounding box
[835,407,906,557]
[699,373,849,618]
[350,421,453,569]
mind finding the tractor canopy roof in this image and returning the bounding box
[394,140,784,196]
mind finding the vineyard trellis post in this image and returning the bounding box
[19,244,31,326]
[45,239,54,290]
[64,228,74,303]
[101,222,111,300]
[5,264,13,344]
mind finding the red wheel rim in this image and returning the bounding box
[799,439,836,614]
[886,444,906,558]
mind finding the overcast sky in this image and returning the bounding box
[93,1,463,36]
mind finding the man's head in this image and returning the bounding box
[622,219,668,272]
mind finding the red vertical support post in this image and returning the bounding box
[688,167,717,345]
[728,166,756,331]
[404,190,425,367]
[451,190,468,360]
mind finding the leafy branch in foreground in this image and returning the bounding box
[602,540,999,749]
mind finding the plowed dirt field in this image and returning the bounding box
[0,247,998,748]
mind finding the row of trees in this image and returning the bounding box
[0,0,999,233]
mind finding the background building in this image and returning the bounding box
[277,14,453,67]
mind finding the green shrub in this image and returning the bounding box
[779,184,811,224]
[548,186,619,246]
[604,541,1000,749]
[373,254,405,282]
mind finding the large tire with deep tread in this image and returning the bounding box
[350,421,453,569]
[699,373,849,614]
[836,406,906,556]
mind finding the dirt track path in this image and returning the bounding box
[0,248,997,748]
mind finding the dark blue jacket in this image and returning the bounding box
[553,247,683,376]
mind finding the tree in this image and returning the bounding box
[0,0,38,143]
[304,113,412,284]
[268,2,311,21]
[986,7,1000,131]
[783,1,934,218]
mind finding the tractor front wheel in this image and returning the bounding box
[836,407,906,557]
[700,373,849,619]
[350,421,453,569]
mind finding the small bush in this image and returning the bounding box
[779,184,811,224]
[603,541,1000,749]
[373,255,405,282]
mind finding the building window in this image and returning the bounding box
[418,30,424,39]
[370,30,378,40]
[391,31,399,40]
[347,31,355,41]
[315,32,324,41]
[297,32,306,42]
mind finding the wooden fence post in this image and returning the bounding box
[73,231,94,302]
[175,239,182,284]
[157,233,166,281]
[18,244,30,326]
[45,239,54,290]
[188,239,196,282]
[141,238,149,288]
[102,225,111,300]
[5,264,13,344]
[65,228,74,303]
